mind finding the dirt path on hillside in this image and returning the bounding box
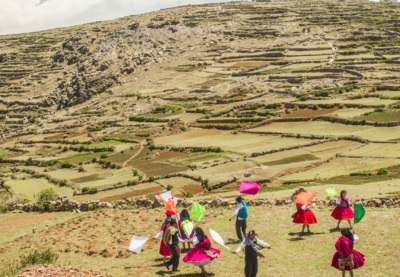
[122,144,144,167]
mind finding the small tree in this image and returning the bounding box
[35,188,59,205]
[377,168,388,175]
[59,180,67,187]
[167,185,173,191]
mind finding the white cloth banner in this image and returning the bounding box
[128,236,149,254]
[210,229,230,250]
[154,231,163,239]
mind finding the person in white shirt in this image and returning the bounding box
[231,230,271,277]
[229,196,248,241]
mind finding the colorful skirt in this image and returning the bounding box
[292,210,317,224]
[331,206,354,221]
[331,250,365,271]
[180,230,194,241]
[159,240,181,257]
[183,247,221,267]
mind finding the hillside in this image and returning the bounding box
[1,0,400,205]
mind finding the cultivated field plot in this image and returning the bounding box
[4,178,73,199]
[279,157,400,181]
[327,108,376,119]
[345,143,400,158]
[156,129,313,155]
[247,121,400,141]
[293,98,399,107]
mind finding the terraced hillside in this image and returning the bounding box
[1,0,400,203]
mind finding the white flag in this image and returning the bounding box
[160,191,172,202]
[128,236,149,254]
[210,229,230,250]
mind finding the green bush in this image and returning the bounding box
[149,176,155,182]
[35,188,59,204]
[167,185,173,191]
[78,166,85,172]
[89,188,98,194]
[100,153,108,159]
[88,203,95,210]
[48,203,55,212]
[186,192,193,198]
[20,249,59,270]
[61,161,74,169]
[59,179,67,187]
[377,168,388,175]
[82,187,90,193]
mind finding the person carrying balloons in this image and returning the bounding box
[229,196,248,241]
[331,190,354,229]
[183,227,221,276]
[231,230,271,277]
[292,191,318,235]
[331,229,365,277]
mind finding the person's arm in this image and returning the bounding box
[170,227,177,235]
[230,203,242,220]
[256,239,271,249]
[301,205,307,211]
[192,236,199,246]
[154,230,164,239]
[353,234,359,244]
[347,198,352,206]
[336,198,341,205]
[232,241,246,253]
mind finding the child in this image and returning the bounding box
[331,229,365,277]
[292,202,317,235]
[183,227,220,277]
[331,190,354,229]
[178,209,193,250]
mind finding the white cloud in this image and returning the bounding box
[0,0,227,35]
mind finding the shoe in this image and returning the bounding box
[172,269,180,272]
[165,263,170,270]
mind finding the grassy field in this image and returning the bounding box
[353,111,400,123]
[4,178,74,199]
[248,121,400,141]
[262,154,320,166]
[0,207,399,277]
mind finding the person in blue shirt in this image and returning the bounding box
[229,196,248,241]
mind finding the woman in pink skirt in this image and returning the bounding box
[331,229,365,277]
[158,218,181,264]
[331,190,354,229]
[183,227,221,276]
[292,203,318,235]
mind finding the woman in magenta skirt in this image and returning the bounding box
[292,203,317,235]
[331,229,365,277]
[183,227,220,276]
[331,190,354,229]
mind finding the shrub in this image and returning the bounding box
[79,145,85,152]
[377,168,388,175]
[35,188,59,204]
[139,175,143,181]
[338,104,344,109]
[100,153,108,159]
[186,192,194,198]
[133,169,139,176]
[48,203,55,212]
[89,188,99,194]
[73,190,77,196]
[61,161,74,169]
[59,179,67,187]
[82,187,90,193]
[88,203,95,210]
[149,176,155,182]
[63,146,69,152]
[92,158,97,163]
[167,185,173,191]
[20,249,59,268]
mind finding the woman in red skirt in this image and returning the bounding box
[331,190,354,229]
[292,203,317,235]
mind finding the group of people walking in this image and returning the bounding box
[157,190,365,276]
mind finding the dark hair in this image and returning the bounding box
[341,229,354,243]
[340,190,347,198]
[248,230,257,237]
[236,196,243,203]
[180,209,190,221]
[194,227,205,243]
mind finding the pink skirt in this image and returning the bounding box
[331,206,354,220]
[159,240,181,257]
[183,247,221,265]
[331,250,365,271]
[292,210,317,224]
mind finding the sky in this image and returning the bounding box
[0,0,384,36]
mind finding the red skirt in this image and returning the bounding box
[331,249,365,271]
[159,240,181,257]
[331,206,354,220]
[292,210,317,224]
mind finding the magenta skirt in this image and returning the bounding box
[159,240,181,257]
[183,247,221,263]
[331,250,365,271]
[331,206,354,220]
